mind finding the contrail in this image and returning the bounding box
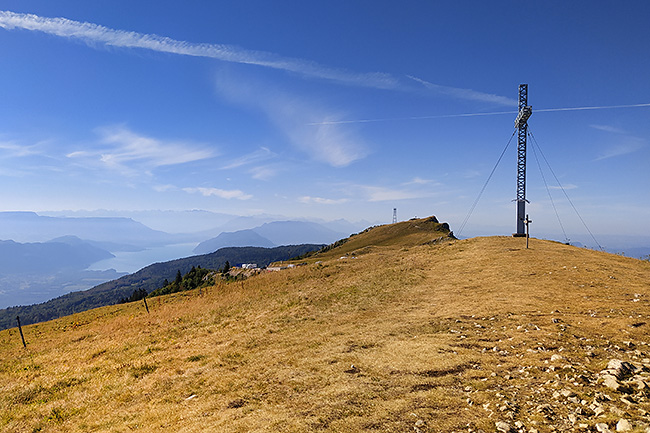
[308,110,518,125]
[0,10,516,105]
[308,103,650,125]
[535,103,650,113]
[0,10,397,90]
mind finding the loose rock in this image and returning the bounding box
[595,422,612,433]
[616,419,633,432]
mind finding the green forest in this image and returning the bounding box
[0,244,323,330]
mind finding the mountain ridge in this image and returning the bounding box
[193,220,348,255]
[193,229,275,254]
[0,211,174,245]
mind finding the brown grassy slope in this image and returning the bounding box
[1,222,650,433]
[306,215,453,261]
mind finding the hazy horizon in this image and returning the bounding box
[0,208,647,310]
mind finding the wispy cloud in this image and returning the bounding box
[549,184,577,190]
[219,147,281,180]
[306,109,518,126]
[347,177,445,202]
[590,124,627,134]
[248,165,280,181]
[461,169,481,179]
[594,140,644,161]
[0,139,67,178]
[587,124,645,161]
[152,184,176,192]
[358,185,436,202]
[0,10,514,105]
[401,177,438,186]
[298,120,369,167]
[221,147,274,170]
[215,72,368,167]
[67,126,215,175]
[299,196,349,205]
[0,139,47,158]
[0,10,396,90]
[183,187,252,200]
[407,76,516,106]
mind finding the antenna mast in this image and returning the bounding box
[392,208,397,224]
[513,84,532,237]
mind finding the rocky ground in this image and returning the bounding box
[435,312,650,433]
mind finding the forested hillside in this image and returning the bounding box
[0,244,322,330]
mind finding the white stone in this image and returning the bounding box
[561,389,576,397]
[496,421,512,432]
[604,359,635,379]
[596,423,612,433]
[601,374,622,391]
[616,419,633,432]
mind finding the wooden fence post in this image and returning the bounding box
[16,316,26,348]
[143,297,150,314]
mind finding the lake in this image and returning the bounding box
[87,243,198,274]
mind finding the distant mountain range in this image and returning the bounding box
[0,244,324,330]
[0,237,113,274]
[194,221,347,254]
[0,211,369,309]
[194,229,275,254]
[0,213,191,305]
[254,221,347,245]
[0,211,175,247]
[0,237,127,308]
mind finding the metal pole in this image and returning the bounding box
[16,316,26,348]
[524,214,532,249]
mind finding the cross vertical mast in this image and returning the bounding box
[514,84,532,236]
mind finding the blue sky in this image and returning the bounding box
[0,1,649,242]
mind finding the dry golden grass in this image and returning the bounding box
[1,219,649,432]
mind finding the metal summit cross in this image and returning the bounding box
[513,84,532,237]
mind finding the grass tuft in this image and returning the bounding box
[129,363,158,378]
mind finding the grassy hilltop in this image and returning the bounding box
[1,217,650,433]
